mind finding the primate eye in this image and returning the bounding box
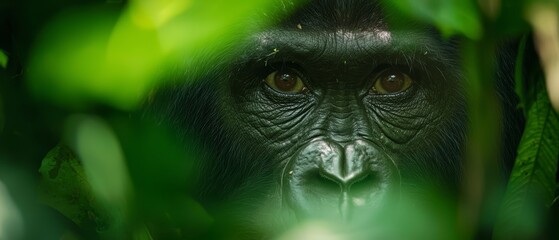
[265,70,306,93]
[371,69,413,94]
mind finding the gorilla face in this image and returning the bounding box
[220,0,466,219]
[156,0,502,233]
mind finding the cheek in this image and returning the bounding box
[225,90,318,159]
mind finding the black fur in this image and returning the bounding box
[150,0,522,238]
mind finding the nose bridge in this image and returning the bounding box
[319,89,369,144]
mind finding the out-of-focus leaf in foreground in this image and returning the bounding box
[527,2,559,112]
[39,114,139,237]
[26,0,282,110]
[39,114,212,238]
[38,145,112,236]
[63,114,133,231]
[494,40,559,238]
[382,0,482,39]
[109,115,213,238]
[0,180,23,239]
[0,94,4,133]
[66,115,132,206]
[0,50,7,69]
[271,190,458,240]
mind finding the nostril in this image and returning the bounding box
[349,174,380,198]
[283,139,401,219]
[305,170,341,195]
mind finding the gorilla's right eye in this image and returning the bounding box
[371,69,413,95]
[264,70,306,94]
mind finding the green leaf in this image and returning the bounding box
[39,116,213,238]
[26,0,290,110]
[0,50,7,68]
[494,73,559,239]
[383,0,482,39]
[0,95,4,133]
[38,145,112,235]
[514,36,529,116]
[64,115,132,212]
[63,114,134,237]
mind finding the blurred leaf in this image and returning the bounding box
[26,5,125,109]
[458,38,503,239]
[63,114,134,237]
[108,115,212,238]
[383,0,482,39]
[0,50,7,68]
[0,95,4,133]
[492,0,530,36]
[26,0,285,110]
[277,221,346,240]
[494,72,559,239]
[515,36,529,116]
[109,116,193,198]
[38,145,112,236]
[40,113,214,238]
[0,181,23,240]
[527,2,559,112]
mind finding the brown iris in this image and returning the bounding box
[265,70,305,93]
[372,69,412,94]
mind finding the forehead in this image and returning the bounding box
[238,0,457,73]
[278,0,386,31]
[246,0,446,60]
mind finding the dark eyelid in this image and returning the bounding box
[263,63,308,83]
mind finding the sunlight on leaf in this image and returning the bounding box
[26,7,127,109]
[277,221,346,240]
[527,2,559,112]
[64,114,133,235]
[26,0,282,110]
[0,181,23,239]
[268,190,458,239]
[129,0,193,28]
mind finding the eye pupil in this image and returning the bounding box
[274,72,297,91]
[371,68,412,95]
[380,73,405,93]
[264,68,306,94]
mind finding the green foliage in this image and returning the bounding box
[64,115,133,236]
[38,145,112,235]
[39,114,212,238]
[494,42,559,239]
[515,37,530,115]
[2,0,559,239]
[26,0,281,110]
[0,95,3,133]
[0,50,7,69]
[385,0,559,238]
[383,0,482,39]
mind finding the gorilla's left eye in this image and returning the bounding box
[371,69,413,94]
[264,70,306,94]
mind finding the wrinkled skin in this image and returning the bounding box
[154,0,521,237]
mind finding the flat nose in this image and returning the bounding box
[284,140,400,220]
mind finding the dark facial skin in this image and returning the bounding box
[153,0,521,237]
[224,0,465,218]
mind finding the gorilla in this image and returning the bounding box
[152,0,521,238]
